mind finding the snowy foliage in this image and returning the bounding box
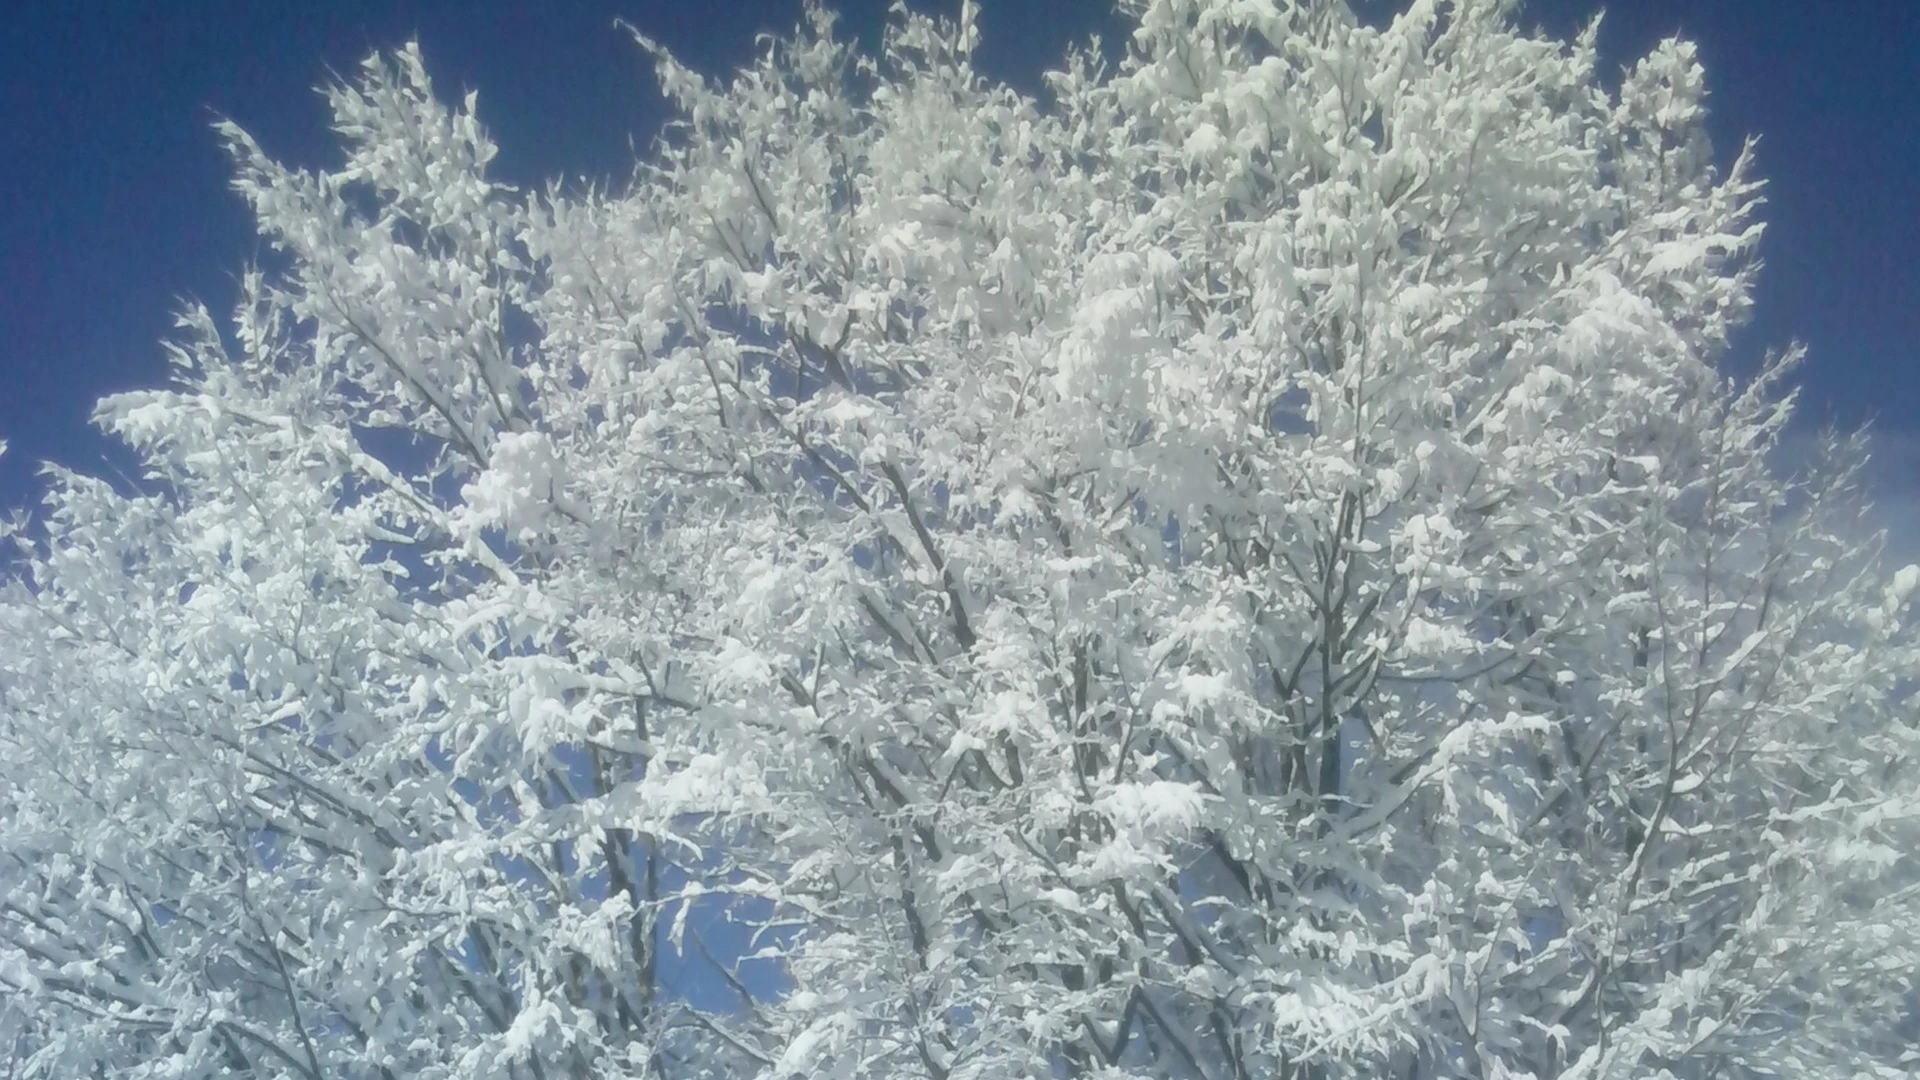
[5,1,1920,1077]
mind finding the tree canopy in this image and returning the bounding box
[4,1,1918,1077]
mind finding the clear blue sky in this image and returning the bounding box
[2,0,1915,510]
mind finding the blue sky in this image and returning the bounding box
[2,0,1915,510]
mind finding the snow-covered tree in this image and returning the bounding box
[4,2,1918,1077]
